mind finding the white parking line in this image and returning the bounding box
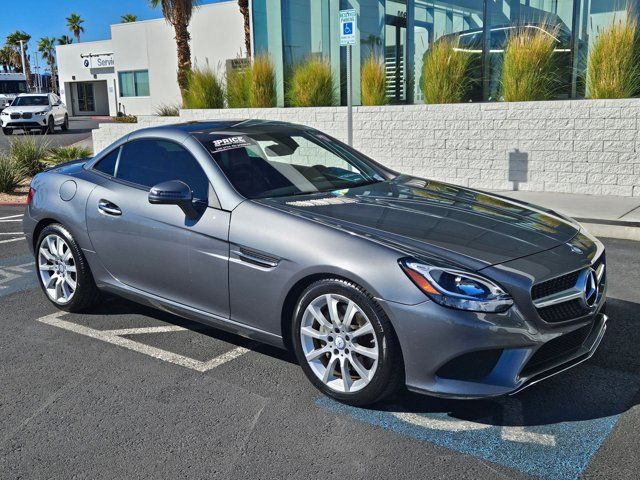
[37,311,252,372]
[0,220,23,223]
[0,237,25,244]
[0,214,23,220]
[0,232,23,235]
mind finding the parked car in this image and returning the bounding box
[24,121,607,406]
[1,93,69,135]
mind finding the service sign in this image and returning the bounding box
[82,53,115,69]
[339,9,357,46]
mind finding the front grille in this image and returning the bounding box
[532,270,581,300]
[10,113,19,119]
[521,323,594,376]
[21,112,32,119]
[537,299,589,322]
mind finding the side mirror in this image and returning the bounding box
[148,180,199,218]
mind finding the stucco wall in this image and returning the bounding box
[92,98,640,197]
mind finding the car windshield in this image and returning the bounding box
[12,95,49,106]
[199,129,386,199]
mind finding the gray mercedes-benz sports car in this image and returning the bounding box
[24,120,607,405]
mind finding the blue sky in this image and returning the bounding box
[2,0,226,60]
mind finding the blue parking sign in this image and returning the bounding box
[343,22,353,35]
[339,9,357,46]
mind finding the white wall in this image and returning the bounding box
[93,98,640,197]
[110,1,245,115]
[56,40,117,116]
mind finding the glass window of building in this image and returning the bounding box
[118,70,150,97]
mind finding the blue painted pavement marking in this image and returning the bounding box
[0,254,36,298]
[317,365,639,480]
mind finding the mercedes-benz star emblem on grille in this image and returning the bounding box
[584,269,598,307]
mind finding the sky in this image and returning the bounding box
[1,0,226,71]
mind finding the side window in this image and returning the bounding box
[116,139,210,201]
[93,148,120,176]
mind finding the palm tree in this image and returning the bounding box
[121,14,138,23]
[0,45,14,72]
[6,31,32,88]
[149,0,199,99]
[238,0,251,58]
[66,13,85,43]
[58,35,74,45]
[38,37,58,94]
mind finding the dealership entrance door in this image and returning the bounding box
[69,81,109,116]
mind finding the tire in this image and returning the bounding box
[61,114,69,131]
[35,223,100,312]
[292,278,403,406]
[43,116,55,134]
[2,127,11,135]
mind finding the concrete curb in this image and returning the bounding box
[582,223,640,242]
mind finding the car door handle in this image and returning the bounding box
[98,200,122,216]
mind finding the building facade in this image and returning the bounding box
[251,0,633,106]
[56,1,245,116]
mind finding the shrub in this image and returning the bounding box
[0,154,24,193]
[183,65,225,109]
[421,36,474,103]
[587,14,640,99]
[361,54,387,106]
[114,114,137,123]
[226,66,251,108]
[288,58,335,107]
[154,103,180,116]
[47,145,93,165]
[501,25,560,102]
[250,55,277,108]
[8,135,50,176]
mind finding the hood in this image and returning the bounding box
[258,176,579,269]
[3,105,50,113]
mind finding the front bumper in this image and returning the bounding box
[382,295,607,399]
[1,114,48,129]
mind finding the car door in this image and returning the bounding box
[85,138,230,319]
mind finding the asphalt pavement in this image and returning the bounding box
[0,117,99,152]
[1,203,639,479]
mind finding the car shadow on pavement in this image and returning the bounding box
[375,296,640,427]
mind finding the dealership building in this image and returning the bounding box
[56,1,245,116]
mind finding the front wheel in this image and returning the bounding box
[36,224,100,312]
[43,116,55,135]
[2,127,11,135]
[292,279,403,406]
[61,114,69,131]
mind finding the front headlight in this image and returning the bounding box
[34,110,50,115]
[400,259,513,313]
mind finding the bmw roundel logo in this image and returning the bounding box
[584,269,598,307]
[83,59,90,68]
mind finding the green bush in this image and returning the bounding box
[587,15,640,99]
[501,25,559,102]
[184,65,225,109]
[250,55,277,108]
[0,154,24,193]
[288,58,335,107]
[154,103,180,116]
[47,145,93,165]
[226,67,251,108]
[361,54,387,106]
[421,36,473,103]
[8,135,51,176]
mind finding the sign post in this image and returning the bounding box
[339,9,356,146]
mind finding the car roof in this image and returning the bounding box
[16,93,49,97]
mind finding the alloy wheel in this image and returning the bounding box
[38,234,77,304]
[300,293,379,393]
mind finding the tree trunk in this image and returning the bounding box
[239,5,251,58]
[173,20,192,100]
[74,32,81,44]
[49,57,58,94]
[23,55,33,90]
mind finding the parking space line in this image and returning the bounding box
[37,311,253,373]
[0,214,23,220]
[0,237,25,244]
[0,220,23,223]
[0,232,24,235]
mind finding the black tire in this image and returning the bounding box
[35,223,101,312]
[292,278,403,406]
[61,114,69,131]
[2,127,11,135]
[44,116,55,134]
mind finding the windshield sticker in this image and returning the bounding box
[209,135,254,153]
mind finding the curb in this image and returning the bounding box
[581,222,640,242]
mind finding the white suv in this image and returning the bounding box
[0,93,69,135]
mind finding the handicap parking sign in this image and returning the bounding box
[339,9,356,46]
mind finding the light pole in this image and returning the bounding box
[19,39,26,76]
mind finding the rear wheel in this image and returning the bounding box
[36,224,100,312]
[292,279,403,406]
